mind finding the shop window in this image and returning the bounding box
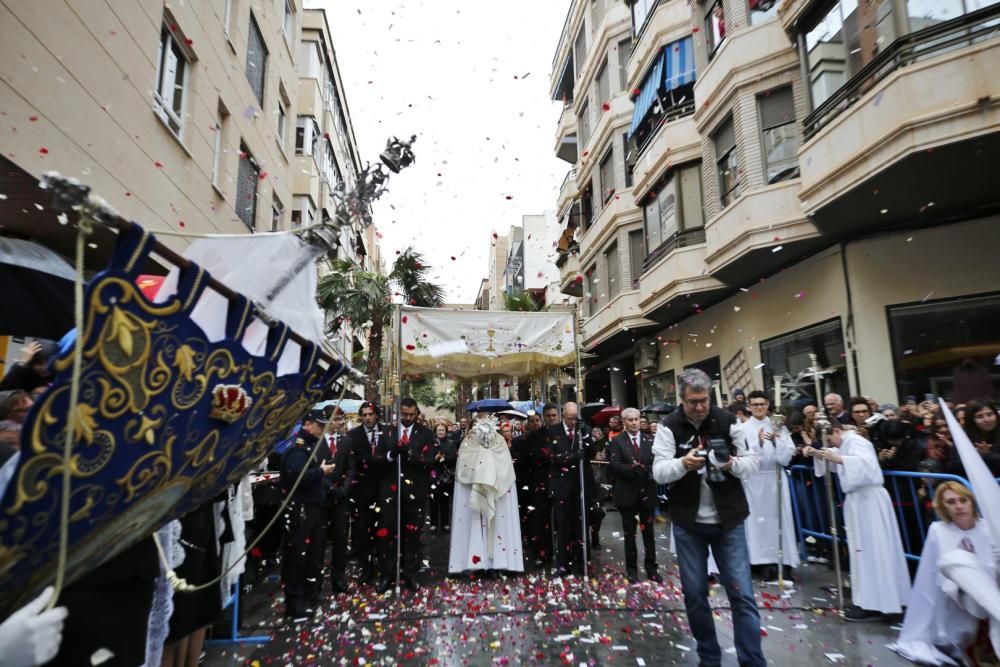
[888,292,1000,403]
[759,318,850,405]
[758,86,800,184]
[641,369,677,406]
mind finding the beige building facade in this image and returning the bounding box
[551,0,1000,408]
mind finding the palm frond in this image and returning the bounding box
[390,246,445,308]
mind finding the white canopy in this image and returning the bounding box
[399,306,575,378]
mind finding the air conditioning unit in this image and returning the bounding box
[635,338,659,372]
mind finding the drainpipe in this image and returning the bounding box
[839,242,861,395]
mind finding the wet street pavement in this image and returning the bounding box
[204,511,911,666]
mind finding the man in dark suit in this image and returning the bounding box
[347,401,386,584]
[608,407,662,583]
[322,408,355,593]
[546,401,590,575]
[374,397,438,593]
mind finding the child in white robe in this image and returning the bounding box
[804,424,911,621]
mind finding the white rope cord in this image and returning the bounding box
[47,215,91,610]
[153,380,351,594]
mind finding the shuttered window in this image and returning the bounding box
[605,241,620,299]
[246,14,268,106]
[236,141,260,230]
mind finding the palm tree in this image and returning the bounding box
[503,290,546,312]
[317,248,444,401]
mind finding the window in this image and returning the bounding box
[153,24,189,137]
[578,102,591,151]
[291,195,316,228]
[887,292,1000,402]
[599,148,615,204]
[283,0,293,39]
[295,116,320,156]
[705,0,727,57]
[758,86,799,184]
[323,139,341,190]
[749,0,779,25]
[760,319,849,404]
[276,101,287,149]
[223,0,234,38]
[623,133,634,188]
[642,162,704,257]
[584,263,598,315]
[211,102,229,188]
[629,229,644,287]
[574,24,587,79]
[805,0,896,107]
[245,13,268,106]
[714,117,739,208]
[605,241,621,299]
[271,194,284,231]
[630,0,657,36]
[298,40,323,79]
[617,39,632,92]
[641,370,676,407]
[595,59,610,107]
[236,141,260,230]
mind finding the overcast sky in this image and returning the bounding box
[314,1,570,303]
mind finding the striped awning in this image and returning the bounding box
[628,36,696,138]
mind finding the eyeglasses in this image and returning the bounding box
[748,402,769,408]
[683,398,709,407]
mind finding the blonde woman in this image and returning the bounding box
[891,482,995,665]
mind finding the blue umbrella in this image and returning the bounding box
[464,398,514,413]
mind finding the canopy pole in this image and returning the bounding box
[572,303,584,404]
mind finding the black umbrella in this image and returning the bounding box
[641,402,676,415]
[580,401,609,424]
[0,237,75,339]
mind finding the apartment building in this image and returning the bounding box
[0,1,378,381]
[551,0,1000,408]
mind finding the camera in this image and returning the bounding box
[864,412,887,428]
[705,438,730,482]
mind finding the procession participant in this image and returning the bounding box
[804,422,911,621]
[587,426,608,549]
[741,390,799,582]
[374,397,437,593]
[546,401,590,576]
[323,408,354,594]
[891,482,995,665]
[608,408,661,583]
[448,414,524,575]
[279,410,335,618]
[429,421,457,532]
[522,409,554,565]
[510,412,540,550]
[652,368,765,667]
[639,416,650,434]
[347,401,386,584]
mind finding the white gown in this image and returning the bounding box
[891,520,995,665]
[448,420,524,574]
[816,431,911,614]
[741,416,800,568]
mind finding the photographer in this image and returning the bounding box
[652,369,764,667]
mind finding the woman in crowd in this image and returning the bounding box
[0,340,55,393]
[926,417,954,470]
[952,400,1000,476]
[0,390,33,425]
[891,481,995,665]
[429,421,457,532]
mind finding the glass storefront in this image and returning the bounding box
[641,369,676,406]
[888,292,1000,403]
[759,319,849,407]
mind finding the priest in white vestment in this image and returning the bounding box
[449,415,524,574]
[805,424,911,621]
[891,481,995,665]
[741,391,800,579]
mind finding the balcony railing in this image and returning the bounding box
[636,99,696,157]
[642,227,706,271]
[803,4,1000,139]
[561,168,577,190]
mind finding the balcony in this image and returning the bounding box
[573,1,632,103]
[626,0,692,91]
[798,6,1000,237]
[703,180,822,286]
[558,251,583,297]
[638,233,727,323]
[578,192,641,265]
[555,105,578,163]
[577,93,632,172]
[581,289,656,350]
[558,168,578,211]
[631,112,699,197]
[692,19,797,133]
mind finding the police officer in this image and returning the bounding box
[280,410,335,618]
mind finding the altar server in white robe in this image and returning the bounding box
[805,423,911,621]
[891,481,995,665]
[741,391,800,580]
[449,414,524,574]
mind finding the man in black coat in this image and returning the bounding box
[546,401,591,576]
[608,407,661,583]
[374,397,438,593]
[346,401,386,584]
[322,408,355,593]
[280,410,336,618]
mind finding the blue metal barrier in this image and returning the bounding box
[786,465,975,563]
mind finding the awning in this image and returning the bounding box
[628,51,665,138]
[627,37,696,138]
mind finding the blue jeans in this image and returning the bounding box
[674,522,766,666]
